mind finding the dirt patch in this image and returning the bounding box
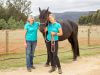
[0,55,100,75]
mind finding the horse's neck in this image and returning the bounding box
[41,31,48,38]
[46,21,51,26]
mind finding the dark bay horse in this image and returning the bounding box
[39,8,80,65]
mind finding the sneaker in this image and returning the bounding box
[58,68,62,74]
[27,68,31,72]
[31,66,36,69]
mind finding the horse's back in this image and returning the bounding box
[58,20,78,41]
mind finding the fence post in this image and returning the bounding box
[5,30,9,54]
[88,23,92,46]
[88,28,90,46]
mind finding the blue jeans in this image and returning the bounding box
[26,40,37,68]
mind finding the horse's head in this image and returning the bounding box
[39,7,51,33]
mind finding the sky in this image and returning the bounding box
[29,0,100,16]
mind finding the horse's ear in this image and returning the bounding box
[39,7,41,13]
[46,7,49,12]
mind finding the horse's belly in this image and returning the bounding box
[59,34,70,41]
[59,37,67,41]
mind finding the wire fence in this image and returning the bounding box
[0,46,100,61]
[0,26,100,54]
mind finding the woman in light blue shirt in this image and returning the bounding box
[24,15,40,72]
[45,14,63,74]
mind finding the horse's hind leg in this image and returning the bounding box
[68,35,79,61]
[76,37,80,56]
[75,29,80,56]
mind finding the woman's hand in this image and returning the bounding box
[24,30,27,48]
[51,32,56,36]
[24,42,27,48]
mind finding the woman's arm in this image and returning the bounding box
[24,30,27,47]
[57,28,63,36]
[51,28,63,36]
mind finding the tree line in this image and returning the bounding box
[0,0,32,30]
[79,10,100,25]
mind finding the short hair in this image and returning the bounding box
[49,14,56,19]
[27,15,34,20]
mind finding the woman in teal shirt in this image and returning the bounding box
[45,14,63,74]
[24,15,40,72]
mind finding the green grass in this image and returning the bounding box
[59,47,100,63]
[0,46,100,70]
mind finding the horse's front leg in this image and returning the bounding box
[45,41,51,67]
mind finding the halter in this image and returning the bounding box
[40,22,47,25]
[43,20,51,42]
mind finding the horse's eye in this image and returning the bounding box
[42,16,45,19]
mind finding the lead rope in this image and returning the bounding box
[44,30,55,52]
[51,35,55,53]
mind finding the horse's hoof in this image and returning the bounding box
[49,67,56,73]
[77,55,80,57]
[44,64,50,67]
[73,58,77,61]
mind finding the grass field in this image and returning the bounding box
[0,26,100,70]
[0,45,100,70]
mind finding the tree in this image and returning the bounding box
[78,9,100,25]
[7,17,17,29]
[0,0,32,30]
[16,20,24,29]
[0,19,8,29]
[6,0,32,15]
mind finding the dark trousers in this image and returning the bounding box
[46,41,61,68]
